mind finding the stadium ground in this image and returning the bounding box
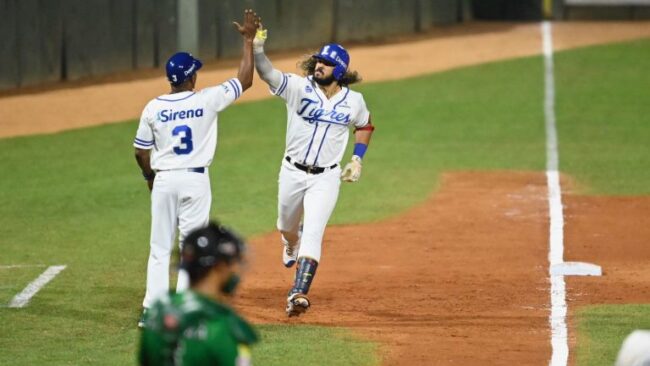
[1,22,649,365]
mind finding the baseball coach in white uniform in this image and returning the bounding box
[252,25,375,317]
[133,10,260,328]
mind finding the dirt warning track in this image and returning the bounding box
[2,21,650,138]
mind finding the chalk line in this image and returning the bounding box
[7,265,67,308]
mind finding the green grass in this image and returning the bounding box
[554,40,650,366]
[0,39,648,364]
[256,325,378,366]
[555,39,650,194]
[0,266,49,305]
[575,305,650,365]
[0,55,544,365]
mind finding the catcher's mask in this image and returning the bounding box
[180,221,246,283]
[166,52,202,86]
[313,43,349,80]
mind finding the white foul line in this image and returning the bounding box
[542,21,569,366]
[7,265,67,308]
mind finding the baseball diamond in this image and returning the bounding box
[0,11,649,366]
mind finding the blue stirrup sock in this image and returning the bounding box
[289,257,319,296]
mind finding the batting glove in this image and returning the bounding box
[341,155,362,182]
[253,26,267,53]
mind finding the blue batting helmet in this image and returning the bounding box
[166,52,203,86]
[313,43,349,80]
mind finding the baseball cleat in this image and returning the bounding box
[138,308,148,329]
[283,241,298,268]
[286,293,310,317]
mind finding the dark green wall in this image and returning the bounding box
[0,0,463,90]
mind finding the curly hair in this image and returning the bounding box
[298,54,362,86]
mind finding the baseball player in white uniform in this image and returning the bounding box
[253,26,375,316]
[133,10,259,328]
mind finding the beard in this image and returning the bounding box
[313,69,335,86]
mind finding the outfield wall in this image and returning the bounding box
[558,0,650,19]
[0,0,464,91]
[469,0,650,20]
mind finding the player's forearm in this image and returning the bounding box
[135,148,153,176]
[352,124,374,162]
[354,129,373,146]
[237,39,254,92]
[254,49,283,89]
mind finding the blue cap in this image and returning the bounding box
[166,52,203,86]
[313,43,350,80]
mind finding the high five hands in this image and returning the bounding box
[233,9,260,40]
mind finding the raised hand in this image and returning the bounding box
[233,9,260,41]
[253,22,267,52]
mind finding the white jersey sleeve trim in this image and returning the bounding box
[228,78,243,100]
[353,93,371,128]
[270,73,289,96]
[134,103,155,150]
[202,78,242,112]
[355,112,370,128]
[133,138,154,150]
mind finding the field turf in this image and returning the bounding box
[575,305,650,365]
[553,39,650,365]
[0,39,648,365]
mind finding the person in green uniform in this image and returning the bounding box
[139,222,258,366]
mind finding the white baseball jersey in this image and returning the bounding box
[134,78,243,170]
[271,74,370,167]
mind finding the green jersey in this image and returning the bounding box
[139,290,258,366]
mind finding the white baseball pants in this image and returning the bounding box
[142,169,211,308]
[277,159,341,262]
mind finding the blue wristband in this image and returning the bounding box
[353,143,368,159]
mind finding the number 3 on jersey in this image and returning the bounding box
[172,125,193,155]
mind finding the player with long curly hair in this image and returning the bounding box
[252,24,375,317]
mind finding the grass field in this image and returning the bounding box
[575,305,650,365]
[555,39,650,195]
[1,39,648,365]
[554,39,650,365]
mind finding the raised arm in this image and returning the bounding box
[252,24,283,89]
[232,9,260,92]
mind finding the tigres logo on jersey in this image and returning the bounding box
[297,98,351,125]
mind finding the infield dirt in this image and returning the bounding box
[236,172,650,365]
[237,172,553,365]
